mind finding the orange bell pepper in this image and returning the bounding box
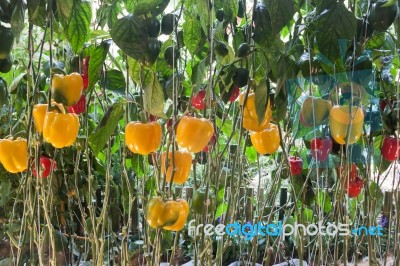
[161,150,192,184]
[125,121,162,155]
[176,116,214,153]
[0,138,28,173]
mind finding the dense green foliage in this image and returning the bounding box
[0,0,399,265]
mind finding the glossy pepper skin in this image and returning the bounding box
[228,86,240,102]
[347,177,363,198]
[250,123,280,154]
[0,138,28,173]
[300,96,332,127]
[381,136,400,161]
[146,197,179,229]
[125,121,162,155]
[161,150,192,184]
[146,197,189,231]
[33,104,48,133]
[310,137,332,161]
[31,156,57,178]
[289,156,303,176]
[43,107,79,148]
[67,94,86,114]
[329,105,364,145]
[239,92,272,132]
[51,73,83,106]
[192,188,216,215]
[191,90,206,110]
[163,199,189,231]
[176,116,214,153]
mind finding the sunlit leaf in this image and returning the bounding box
[88,102,125,154]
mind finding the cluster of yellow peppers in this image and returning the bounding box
[125,114,214,231]
[146,197,189,231]
[0,73,83,174]
[33,73,83,148]
[239,91,281,155]
[300,95,364,145]
[125,115,214,185]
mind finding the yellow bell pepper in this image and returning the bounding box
[146,197,178,229]
[239,92,272,132]
[125,121,162,155]
[32,104,48,133]
[250,123,280,154]
[146,197,190,231]
[43,104,80,148]
[329,105,364,145]
[161,150,192,184]
[51,73,83,106]
[0,138,28,173]
[163,199,190,231]
[300,96,332,127]
[176,116,214,153]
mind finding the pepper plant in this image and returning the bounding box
[0,0,399,265]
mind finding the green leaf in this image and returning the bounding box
[197,0,210,34]
[369,181,384,216]
[217,188,225,201]
[88,102,125,154]
[348,196,357,220]
[245,146,257,163]
[87,40,111,92]
[315,2,356,63]
[110,15,148,62]
[302,208,314,224]
[143,74,167,118]
[9,73,26,94]
[56,0,73,20]
[27,0,46,27]
[316,190,332,213]
[291,175,305,201]
[145,176,157,194]
[215,201,228,218]
[254,50,269,82]
[101,69,126,94]
[128,57,142,84]
[125,0,170,16]
[254,80,269,125]
[128,57,152,85]
[10,0,25,38]
[274,89,288,122]
[382,0,397,7]
[265,0,295,34]
[222,0,238,22]
[63,0,92,53]
[96,1,122,29]
[272,54,298,96]
[191,57,208,89]
[0,177,12,205]
[89,30,110,39]
[366,32,386,49]
[155,39,175,77]
[183,17,202,55]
